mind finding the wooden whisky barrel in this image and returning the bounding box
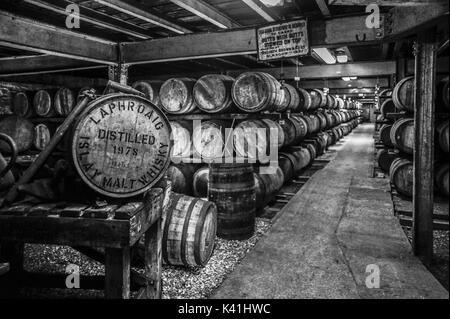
[393,76,414,112]
[308,89,323,110]
[326,94,336,109]
[192,120,227,160]
[71,94,172,198]
[316,112,328,131]
[170,121,192,158]
[435,163,449,197]
[303,143,316,162]
[192,166,209,198]
[33,90,54,117]
[254,165,284,210]
[54,87,75,116]
[278,153,295,182]
[232,72,286,113]
[286,146,312,173]
[131,80,162,106]
[0,115,34,153]
[163,193,217,267]
[436,120,449,153]
[12,92,33,118]
[335,97,345,109]
[280,83,300,112]
[167,164,199,196]
[390,157,413,197]
[391,118,414,154]
[209,163,255,240]
[379,124,393,147]
[436,76,449,110]
[296,87,312,112]
[193,74,235,113]
[234,119,284,163]
[159,78,198,114]
[33,123,51,151]
[376,149,398,172]
[380,98,396,118]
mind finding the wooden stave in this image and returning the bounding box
[167,163,199,196]
[390,157,413,197]
[285,146,312,173]
[308,89,323,110]
[33,90,55,117]
[280,83,300,112]
[162,193,217,267]
[193,74,235,114]
[54,87,76,117]
[315,112,328,131]
[208,163,256,240]
[390,118,415,154]
[278,153,295,182]
[159,78,198,114]
[393,76,415,113]
[0,115,34,154]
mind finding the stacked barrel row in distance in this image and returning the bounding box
[376,76,449,198]
[132,73,361,162]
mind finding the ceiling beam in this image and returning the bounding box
[122,13,388,65]
[314,0,331,16]
[241,0,279,22]
[169,0,239,29]
[227,61,396,79]
[0,11,118,64]
[22,0,153,39]
[2,74,109,89]
[329,0,446,6]
[292,78,390,88]
[0,54,98,74]
[92,0,192,34]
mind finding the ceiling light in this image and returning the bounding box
[335,50,348,63]
[342,77,351,81]
[350,76,357,80]
[260,0,284,6]
[313,48,336,64]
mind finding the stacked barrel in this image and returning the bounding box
[137,71,362,243]
[381,76,449,199]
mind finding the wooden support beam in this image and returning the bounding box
[0,11,117,64]
[297,78,389,89]
[0,55,97,75]
[329,0,446,6]
[412,29,437,267]
[92,0,192,34]
[122,14,387,65]
[169,0,239,29]
[22,0,153,39]
[227,61,396,79]
[2,75,108,89]
[241,0,279,22]
[314,0,331,16]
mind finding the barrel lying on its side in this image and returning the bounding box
[390,118,414,154]
[194,74,235,114]
[163,193,217,267]
[390,157,413,197]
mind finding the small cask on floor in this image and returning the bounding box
[208,163,256,240]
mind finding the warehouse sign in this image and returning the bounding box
[256,19,309,61]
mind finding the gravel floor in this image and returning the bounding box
[16,218,272,299]
[404,228,449,291]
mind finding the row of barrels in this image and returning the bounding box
[378,118,449,155]
[387,156,449,198]
[10,87,87,118]
[170,110,361,161]
[132,73,358,115]
[0,116,69,154]
[388,76,449,114]
[166,118,361,242]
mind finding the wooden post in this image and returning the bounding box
[105,247,130,299]
[144,218,163,299]
[412,28,437,267]
[108,64,129,85]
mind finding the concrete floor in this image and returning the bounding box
[212,123,449,299]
